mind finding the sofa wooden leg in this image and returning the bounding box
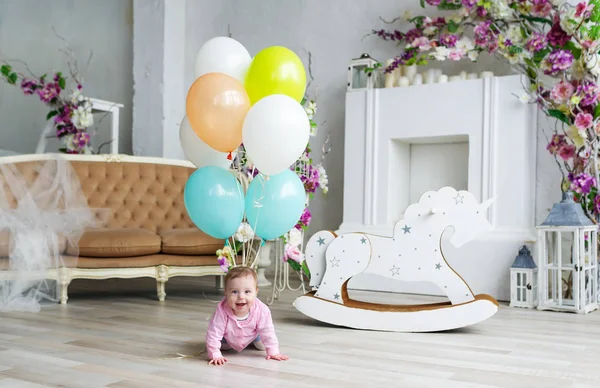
[156,265,169,302]
[215,275,224,290]
[58,267,71,305]
[157,280,167,302]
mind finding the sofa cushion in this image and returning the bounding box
[0,230,67,257]
[159,228,224,255]
[68,228,161,258]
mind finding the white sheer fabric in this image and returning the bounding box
[0,152,103,312]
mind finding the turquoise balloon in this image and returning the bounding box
[245,169,306,240]
[184,166,244,239]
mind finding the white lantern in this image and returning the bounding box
[509,245,537,309]
[347,53,380,91]
[536,192,599,314]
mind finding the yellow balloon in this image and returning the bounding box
[244,46,306,105]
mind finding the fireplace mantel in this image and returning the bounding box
[338,74,537,301]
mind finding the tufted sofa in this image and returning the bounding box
[0,153,227,304]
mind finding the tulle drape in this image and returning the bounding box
[0,153,104,312]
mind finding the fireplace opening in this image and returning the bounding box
[387,135,469,224]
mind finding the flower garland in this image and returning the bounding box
[373,0,600,221]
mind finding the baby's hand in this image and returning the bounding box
[208,356,228,366]
[267,354,289,361]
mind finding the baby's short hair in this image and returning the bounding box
[224,266,258,288]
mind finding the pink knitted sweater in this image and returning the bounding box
[206,298,280,359]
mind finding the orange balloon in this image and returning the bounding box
[186,72,250,153]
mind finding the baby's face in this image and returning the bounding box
[225,275,257,317]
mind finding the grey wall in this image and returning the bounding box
[185,0,516,235]
[0,0,133,154]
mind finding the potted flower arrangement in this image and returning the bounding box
[373,0,600,221]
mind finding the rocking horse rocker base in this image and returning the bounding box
[295,187,500,332]
[294,283,498,332]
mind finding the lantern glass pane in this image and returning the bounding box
[517,287,521,301]
[523,272,527,286]
[517,272,521,286]
[562,269,574,305]
[352,65,368,89]
[562,231,574,266]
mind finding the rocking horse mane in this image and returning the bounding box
[393,187,488,235]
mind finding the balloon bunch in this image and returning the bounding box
[181,37,310,270]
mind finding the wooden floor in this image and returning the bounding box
[1,277,600,388]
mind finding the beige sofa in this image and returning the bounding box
[0,153,227,304]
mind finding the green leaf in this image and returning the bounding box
[420,0,425,8]
[301,260,311,279]
[46,110,58,120]
[519,15,553,25]
[58,147,68,153]
[447,20,459,33]
[594,104,600,119]
[533,48,551,64]
[548,109,572,125]
[509,45,523,55]
[7,73,17,85]
[563,41,582,60]
[287,260,301,272]
[0,64,11,76]
[438,0,462,10]
[58,77,66,89]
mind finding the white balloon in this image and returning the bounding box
[242,95,310,176]
[179,116,234,170]
[194,37,252,83]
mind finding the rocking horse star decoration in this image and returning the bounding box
[294,187,499,332]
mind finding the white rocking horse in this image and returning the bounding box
[294,187,499,332]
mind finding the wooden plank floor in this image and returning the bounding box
[1,276,600,387]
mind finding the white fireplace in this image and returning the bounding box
[338,74,538,301]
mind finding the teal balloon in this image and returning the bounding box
[184,166,244,239]
[245,169,306,240]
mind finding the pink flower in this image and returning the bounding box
[575,1,594,18]
[544,50,574,75]
[36,82,61,103]
[282,244,303,264]
[558,144,576,160]
[20,78,37,95]
[411,37,432,51]
[547,134,567,154]
[217,256,229,272]
[550,81,575,104]
[532,0,552,17]
[575,112,593,130]
[448,50,464,61]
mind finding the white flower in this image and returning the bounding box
[235,222,254,243]
[431,46,450,61]
[518,93,533,104]
[506,25,523,45]
[317,164,328,194]
[467,50,479,61]
[423,26,437,36]
[560,9,579,35]
[304,100,317,119]
[403,10,412,21]
[287,227,303,247]
[448,13,463,24]
[490,0,512,19]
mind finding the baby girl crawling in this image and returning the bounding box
[205,266,289,365]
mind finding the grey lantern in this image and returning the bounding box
[536,191,599,314]
[510,245,537,309]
